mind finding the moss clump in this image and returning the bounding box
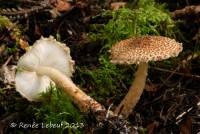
[0,15,13,30]
[77,0,178,104]
[77,56,134,103]
[33,85,85,134]
[1,86,84,134]
[0,15,21,40]
[89,0,176,52]
[0,15,21,56]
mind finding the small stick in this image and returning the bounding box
[151,67,200,79]
[176,101,200,124]
[171,5,200,19]
[3,56,13,66]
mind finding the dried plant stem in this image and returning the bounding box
[115,62,148,118]
[172,5,200,19]
[35,66,106,114]
[152,67,200,79]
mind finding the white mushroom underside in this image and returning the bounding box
[15,36,74,101]
[15,71,54,101]
[17,36,74,77]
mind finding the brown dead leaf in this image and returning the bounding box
[145,83,161,92]
[34,23,42,37]
[182,53,199,68]
[0,44,6,55]
[180,116,192,134]
[0,56,16,86]
[53,0,73,12]
[19,38,29,50]
[111,2,127,10]
[0,65,16,85]
[146,121,159,134]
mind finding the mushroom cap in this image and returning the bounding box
[15,36,75,101]
[15,71,54,101]
[110,36,183,64]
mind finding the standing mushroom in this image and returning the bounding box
[15,36,105,114]
[109,35,183,118]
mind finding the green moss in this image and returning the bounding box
[0,15,13,30]
[78,0,179,103]
[77,55,134,102]
[0,15,21,37]
[33,85,85,133]
[0,15,21,54]
[1,85,85,133]
[89,0,176,53]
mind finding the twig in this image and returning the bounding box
[0,112,19,124]
[171,5,200,19]
[176,101,200,124]
[151,67,200,79]
[3,56,12,66]
[165,66,180,81]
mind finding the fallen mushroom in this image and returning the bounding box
[15,36,105,114]
[109,35,183,118]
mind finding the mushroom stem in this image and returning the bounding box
[35,66,106,114]
[114,62,148,118]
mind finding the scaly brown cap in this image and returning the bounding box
[110,36,183,64]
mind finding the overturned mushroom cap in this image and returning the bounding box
[110,36,183,64]
[15,36,75,101]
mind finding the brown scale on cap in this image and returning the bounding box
[110,36,183,64]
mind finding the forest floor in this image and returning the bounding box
[0,0,199,134]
